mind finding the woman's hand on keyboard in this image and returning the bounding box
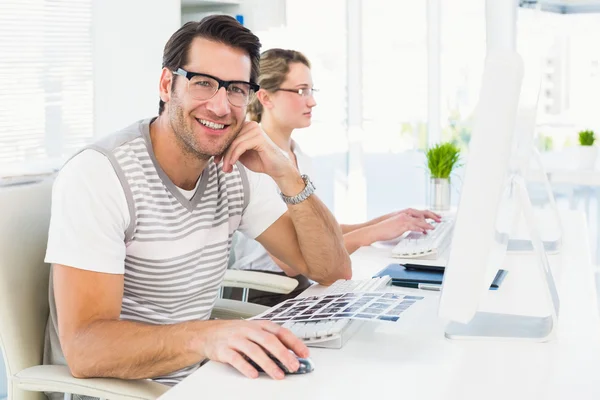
[368,212,435,242]
[201,319,309,380]
[399,208,442,222]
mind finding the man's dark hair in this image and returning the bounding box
[159,15,261,115]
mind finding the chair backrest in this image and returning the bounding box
[0,178,53,400]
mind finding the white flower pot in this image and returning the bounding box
[578,146,597,170]
[429,178,451,211]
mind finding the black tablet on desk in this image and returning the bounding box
[373,263,508,290]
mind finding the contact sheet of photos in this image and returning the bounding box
[251,292,424,323]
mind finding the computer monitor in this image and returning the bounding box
[437,50,559,342]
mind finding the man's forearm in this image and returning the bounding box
[285,195,351,284]
[273,172,351,284]
[268,252,301,277]
[65,319,216,379]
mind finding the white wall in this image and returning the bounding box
[93,0,182,136]
[93,0,285,138]
[181,0,286,33]
[238,0,286,32]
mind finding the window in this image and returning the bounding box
[258,0,349,218]
[518,10,600,152]
[362,1,428,153]
[440,0,485,152]
[0,0,93,179]
[361,1,429,218]
[282,0,348,157]
[517,8,566,152]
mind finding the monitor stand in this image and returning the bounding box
[507,146,562,254]
[445,175,560,342]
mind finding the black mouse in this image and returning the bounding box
[243,353,314,375]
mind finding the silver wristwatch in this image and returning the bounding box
[280,174,316,205]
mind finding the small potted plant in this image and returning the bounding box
[426,142,461,211]
[578,130,597,170]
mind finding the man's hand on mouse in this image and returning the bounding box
[201,319,309,380]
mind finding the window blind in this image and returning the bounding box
[0,0,93,178]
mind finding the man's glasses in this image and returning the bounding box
[173,68,260,107]
[276,87,318,97]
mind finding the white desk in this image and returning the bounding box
[159,210,600,400]
[528,151,600,262]
[527,149,600,187]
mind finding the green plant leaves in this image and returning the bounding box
[426,142,461,179]
[579,130,596,146]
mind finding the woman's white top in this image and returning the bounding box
[228,140,314,273]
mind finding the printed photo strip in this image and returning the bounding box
[251,292,424,323]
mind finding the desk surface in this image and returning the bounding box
[528,150,600,186]
[159,210,600,400]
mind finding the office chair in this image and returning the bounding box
[0,178,271,400]
[220,231,300,304]
[220,270,299,303]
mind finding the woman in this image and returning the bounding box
[229,48,440,306]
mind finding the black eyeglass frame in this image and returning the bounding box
[173,68,260,104]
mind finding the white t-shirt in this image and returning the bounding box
[228,140,313,273]
[46,149,287,274]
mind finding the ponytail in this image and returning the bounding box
[247,97,263,122]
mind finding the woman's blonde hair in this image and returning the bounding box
[247,48,311,123]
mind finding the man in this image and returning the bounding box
[43,15,351,391]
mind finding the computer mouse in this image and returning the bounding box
[244,353,315,375]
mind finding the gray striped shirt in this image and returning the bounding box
[44,118,285,389]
